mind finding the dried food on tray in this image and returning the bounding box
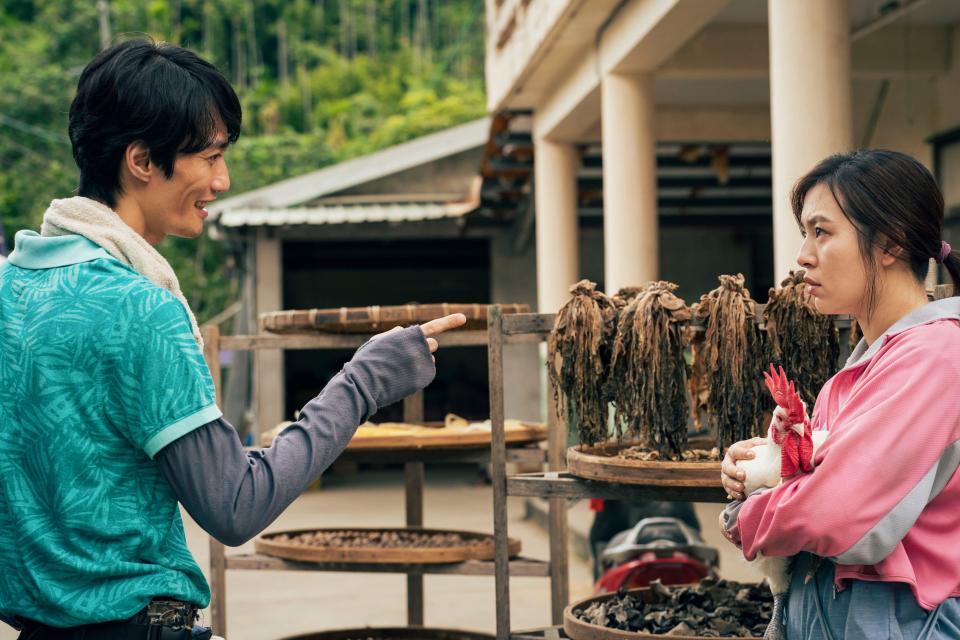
[692,274,768,453]
[255,527,521,564]
[259,414,546,449]
[278,627,494,640]
[260,303,528,334]
[763,270,839,407]
[548,280,618,446]
[566,579,773,639]
[617,446,720,462]
[609,281,691,458]
[566,443,722,487]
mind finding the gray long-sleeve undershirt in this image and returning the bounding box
[155,326,435,546]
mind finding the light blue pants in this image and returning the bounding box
[785,553,960,639]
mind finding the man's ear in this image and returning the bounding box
[123,141,153,185]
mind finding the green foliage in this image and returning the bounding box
[0,0,486,321]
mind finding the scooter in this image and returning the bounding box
[594,515,720,594]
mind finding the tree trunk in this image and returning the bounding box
[245,0,259,89]
[366,0,376,56]
[338,0,349,58]
[171,0,182,44]
[231,15,245,91]
[202,0,213,57]
[278,19,289,88]
[401,0,410,46]
[96,0,111,50]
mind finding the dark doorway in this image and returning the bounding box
[281,237,491,423]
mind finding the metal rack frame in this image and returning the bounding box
[200,325,549,637]
[486,309,734,640]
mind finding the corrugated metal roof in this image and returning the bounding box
[220,201,476,227]
[209,118,490,220]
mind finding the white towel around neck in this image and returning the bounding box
[40,196,204,349]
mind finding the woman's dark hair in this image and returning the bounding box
[791,149,960,315]
[69,37,242,207]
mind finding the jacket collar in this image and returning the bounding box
[845,296,960,368]
[8,230,112,269]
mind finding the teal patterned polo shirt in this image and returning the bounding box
[0,231,220,627]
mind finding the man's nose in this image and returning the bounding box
[213,162,230,194]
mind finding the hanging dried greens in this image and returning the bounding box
[693,274,767,452]
[687,326,709,431]
[547,280,617,446]
[763,271,839,407]
[608,281,691,459]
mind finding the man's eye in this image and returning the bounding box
[207,154,221,163]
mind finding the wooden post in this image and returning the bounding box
[403,390,425,626]
[201,325,227,636]
[488,307,511,640]
[546,376,570,624]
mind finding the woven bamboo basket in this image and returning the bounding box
[260,303,529,334]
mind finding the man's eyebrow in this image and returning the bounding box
[211,140,229,150]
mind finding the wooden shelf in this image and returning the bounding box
[338,444,546,465]
[224,553,551,577]
[506,471,728,503]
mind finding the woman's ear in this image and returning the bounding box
[876,235,904,267]
[123,141,152,185]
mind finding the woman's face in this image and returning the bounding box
[796,183,872,316]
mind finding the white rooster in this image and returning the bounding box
[734,365,828,640]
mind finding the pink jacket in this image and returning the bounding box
[735,301,960,610]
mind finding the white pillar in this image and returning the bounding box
[769,0,853,280]
[601,72,658,294]
[254,228,285,433]
[534,138,580,313]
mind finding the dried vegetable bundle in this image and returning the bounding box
[547,280,617,445]
[693,274,767,452]
[763,270,839,406]
[608,281,691,459]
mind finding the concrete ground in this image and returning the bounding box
[0,466,760,640]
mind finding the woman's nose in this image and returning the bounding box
[796,236,816,269]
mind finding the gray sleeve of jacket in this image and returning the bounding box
[155,326,435,546]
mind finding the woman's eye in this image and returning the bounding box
[814,227,825,238]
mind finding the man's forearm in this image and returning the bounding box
[156,326,435,545]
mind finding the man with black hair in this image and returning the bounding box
[0,38,465,640]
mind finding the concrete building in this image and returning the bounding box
[486,0,960,313]
[212,0,960,437]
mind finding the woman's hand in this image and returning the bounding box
[721,437,767,500]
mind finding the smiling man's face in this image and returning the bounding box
[137,133,231,243]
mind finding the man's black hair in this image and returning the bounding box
[69,38,242,208]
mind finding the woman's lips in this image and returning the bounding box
[803,276,821,295]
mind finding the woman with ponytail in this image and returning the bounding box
[720,150,960,639]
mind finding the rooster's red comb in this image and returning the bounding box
[763,364,805,425]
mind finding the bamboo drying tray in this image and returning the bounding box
[260,416,547,450]
[565,436,721,487]
[278,627,495,640]
[255,527,522,564]
[563,588,756,640]
[261,303,529,334]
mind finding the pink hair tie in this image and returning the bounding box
[938,240,952,264]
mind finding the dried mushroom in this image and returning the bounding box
[572,578,773,637]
